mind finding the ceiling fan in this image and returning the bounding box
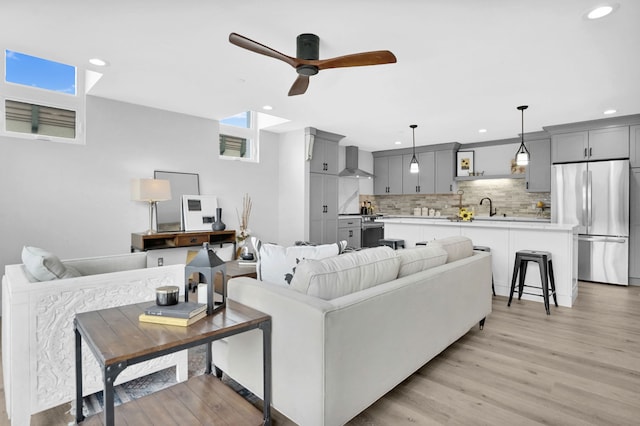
[229,32,397,96]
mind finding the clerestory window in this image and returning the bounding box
[1,49,97,144]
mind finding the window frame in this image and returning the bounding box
[219,110,259,162]
[1,49,86,145]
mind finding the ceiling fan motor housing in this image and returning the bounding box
[296,33,320,75]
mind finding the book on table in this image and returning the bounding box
[144,301,206,319]
[139,310,207,327]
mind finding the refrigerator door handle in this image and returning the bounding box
[582,170,588,226]
[587,170,593,227]
[578,235,627,243]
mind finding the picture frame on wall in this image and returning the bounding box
[457,151,474,176]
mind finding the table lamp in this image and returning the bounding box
[131,178,172,234]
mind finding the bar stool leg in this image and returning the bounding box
[508,254,520,306]
[539,258,550,315]
[518,260,527,300]
[548,259,558,307]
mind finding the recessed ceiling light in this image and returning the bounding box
[586,4,616,19]
[89,58,108,67]
[262,105,273,110]
[603,109,617,115]
[478,129,487,133]
[394,141,402,145]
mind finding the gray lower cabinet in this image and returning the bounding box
[402,151,435,194]
[630,168,640,283]
[631,125,640,168]
[338,218,361,249]
[374,155,403,195]
[435,150,455,193]
[552,126,629,163]
[526,138,551,192]
[309,173,338,245]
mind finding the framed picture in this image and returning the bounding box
[457,151,474,176]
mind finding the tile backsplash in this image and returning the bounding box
[360,178,551,218]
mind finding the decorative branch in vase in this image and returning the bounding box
[236,194,253,259]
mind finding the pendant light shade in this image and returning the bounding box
[409,124,419,173]
[515,105,530,166]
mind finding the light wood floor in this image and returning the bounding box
[2,281,639,425]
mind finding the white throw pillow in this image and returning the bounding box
[428,236,474,263]
[253,238,343,286]
[397,246,448,278]
[21,246,82,281]
[290,246,400,300]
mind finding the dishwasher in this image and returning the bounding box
[361,215,384,248]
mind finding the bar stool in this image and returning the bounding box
[473,246,495,296]
[378,239,405,250]
[508,250,558,315]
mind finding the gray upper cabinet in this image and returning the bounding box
[374,155,403,195]
[402,151,435,194]
[309,137,339,175]
[552,126,629,163]
[630,125,640,168]
[525,139,551,192]
[435,150,455,193]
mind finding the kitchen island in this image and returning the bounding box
[379,216,578,307]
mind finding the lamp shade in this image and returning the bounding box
[131,178,172,202]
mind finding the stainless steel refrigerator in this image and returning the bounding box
[552,159,629,285]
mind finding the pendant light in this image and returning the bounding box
[409,124,419,173]
[515,105,530,166]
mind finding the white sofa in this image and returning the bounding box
[211,236,493,426]
[2,250,189,426]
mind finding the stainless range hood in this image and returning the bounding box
[339,146,374,179]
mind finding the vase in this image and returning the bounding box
[212,207,226,231]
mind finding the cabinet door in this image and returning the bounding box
[418,151,436,194]
[309,139,339,175]
[435,150,455,193]
[309,173,325,244]
[323,175,339,244]
[373,156,389,195]
[588,126,629,161]
[629,169,640,279]
[552,131,588,163]
[526,139,551,192]
[631,125,640,168]
[338,226,361,249]
[387,155,404,195]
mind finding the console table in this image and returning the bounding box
[74,300,271,426]
[131,230,236,254]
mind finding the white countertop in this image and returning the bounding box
[379,216,577,231]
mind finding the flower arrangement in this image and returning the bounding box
[458,207,474,222]
[236,193,252,243]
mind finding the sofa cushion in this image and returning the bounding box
[397,246,448,278]
[290,246,401,300]
[21,246,82,282]
[252,238,343,286]
[428,236,474,263]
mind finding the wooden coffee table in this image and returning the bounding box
[74,300,271,426]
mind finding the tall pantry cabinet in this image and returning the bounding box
[308,127,343,245]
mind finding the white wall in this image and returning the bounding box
[0,96,281,271]
[276,129,307,246]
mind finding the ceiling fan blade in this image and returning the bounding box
[229,32,300,68]
[288,75,310,96]
[315,50,397,70]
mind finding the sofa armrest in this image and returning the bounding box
[212,277,334,425]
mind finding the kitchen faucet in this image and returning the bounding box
[479,197,497,216]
